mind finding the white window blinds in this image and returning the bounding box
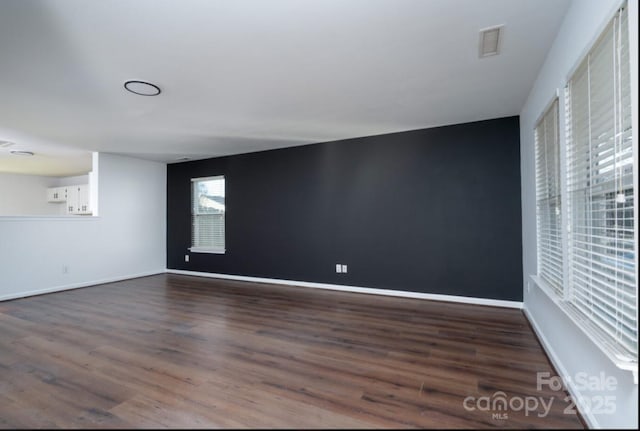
[191,176,225,253]
[535,99,563,295]
[565,4,636,362]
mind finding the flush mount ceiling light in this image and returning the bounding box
[124,80,161,96]
[10,150,34,156]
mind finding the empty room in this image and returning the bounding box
[0,0,637,429]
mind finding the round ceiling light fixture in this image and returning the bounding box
[10,150,34,156]
[124,80,161,96]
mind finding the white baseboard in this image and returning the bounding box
[0,270,166,302]
[2,267,523,309]
[166,269,523,309]
[523,306,596,429]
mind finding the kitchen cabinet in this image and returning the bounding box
[65,184,91,215]
[46,186,67,203]
[47,184,91,215]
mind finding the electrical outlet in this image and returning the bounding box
[336,264,342,273]
[342,264,348,273]
[185,254,190,262]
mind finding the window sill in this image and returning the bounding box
[189,247,225,254]
[529,274,638,384]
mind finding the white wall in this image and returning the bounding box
[0,153,166,299]
[54,174,89,187]
[520,0,638,428]
[0,172,63,215]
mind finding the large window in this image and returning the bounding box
[551,3,636,367]
[535,98,563,296]
[191,176,225,253]
[536,3,637,371]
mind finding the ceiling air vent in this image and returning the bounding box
[479,25,504,58]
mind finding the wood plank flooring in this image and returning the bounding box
[0,274,583,428]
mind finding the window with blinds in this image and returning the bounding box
[565,3,636,363]
[535,98,563,296]
[191,176,225,253]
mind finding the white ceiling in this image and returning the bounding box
[0,0,571,176]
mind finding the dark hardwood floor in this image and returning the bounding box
[0,274,583,429]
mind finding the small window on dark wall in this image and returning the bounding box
[190,176,225,253]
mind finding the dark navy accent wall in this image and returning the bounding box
[167,116,523,301]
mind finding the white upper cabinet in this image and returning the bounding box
[46,186,67,203]
[47,184,91,215]
[65,184,91,215]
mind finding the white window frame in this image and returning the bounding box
[189,175,226,254]
[535,95,564,297]
[533,1,638,380]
